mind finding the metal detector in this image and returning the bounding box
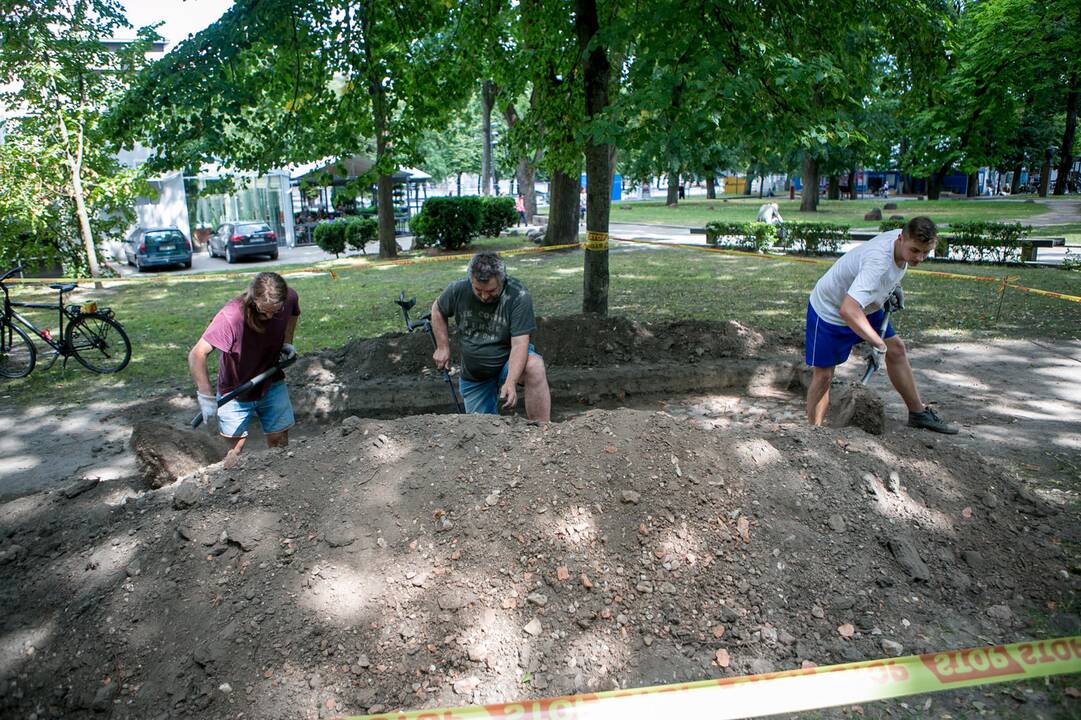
[395,291,464,413]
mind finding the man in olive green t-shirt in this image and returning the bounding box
[432,251,551,421]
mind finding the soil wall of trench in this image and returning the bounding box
[289,316,805,420]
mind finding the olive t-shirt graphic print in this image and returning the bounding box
[437,277,537,381]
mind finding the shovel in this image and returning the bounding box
[395,291,463,413]
[189,354,297,428]
[860,286,904,384]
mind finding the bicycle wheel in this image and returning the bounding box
[66,313,132,373]
[0,322,36,378]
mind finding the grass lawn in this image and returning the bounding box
[3,242,1079,408]
[605,197,1052,228]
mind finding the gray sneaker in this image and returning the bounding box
[908,405,958,434]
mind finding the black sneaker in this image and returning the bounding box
[908,405,959,434]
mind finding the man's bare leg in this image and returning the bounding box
[223,436,246,469]
[266,430,289,448]
[806,366,834,425]
[884,335,924,412]
[522,355,551,422]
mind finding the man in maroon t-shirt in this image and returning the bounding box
[188,272,300,466]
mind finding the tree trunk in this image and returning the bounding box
[546,169,580,246]
[362,8,396,258]
[1038,150,1052,197]
[743,167,753,195]
[967,172,979,197]
[705,176,716,199]
[503,103,537,219]
[799,157,819,212]
[1010,161,1023,194]
[666,172,679,205]
[456,172,462,196]
[480,79,496,196]
[1053,73,1078,196]
[927,164,951,200]
[576,0,611,315]
[827,174,840,200]
[56,114,101,278]
[847,168,857,200]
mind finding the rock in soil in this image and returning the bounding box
[830,383,886,434]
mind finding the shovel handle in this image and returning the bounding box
[189,355,297,428]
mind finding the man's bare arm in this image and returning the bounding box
[188,339,215,395]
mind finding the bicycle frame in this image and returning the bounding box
[1,268,77,355]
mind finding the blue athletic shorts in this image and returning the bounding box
[459,344,540,414]
[217,380,295,438]
[805,302,895,368]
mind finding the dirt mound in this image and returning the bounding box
[1,409,1076,719]
[313,316,773,381]
[131,421,229,488]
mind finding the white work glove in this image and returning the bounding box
[869,345,887,372]
[280,343,296,362]
[197,392,218,425]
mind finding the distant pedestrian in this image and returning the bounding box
[515,194,527,226]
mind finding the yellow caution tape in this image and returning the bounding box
[614,237,1081,304]
[338,636,1081,720]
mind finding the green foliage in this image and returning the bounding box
[0,0,156,275]
[703,222,777,253]
[946,222,1032,263]
[783,223,849,254]
[478,197,518,238]
[343,216,378,254]
[879,219,906,232]
[410,197,483,251]
[313,221,348,258]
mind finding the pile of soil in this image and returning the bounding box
[2,409,1077,719]
[309,316,778,380]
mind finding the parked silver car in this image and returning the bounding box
[208,221,280,263]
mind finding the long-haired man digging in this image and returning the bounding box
[189,272,300,466]
[805,216,958,434]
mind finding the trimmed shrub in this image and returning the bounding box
[879,219,905,232]
[313,220,347,257]
[785,223,848,254]
[410,196,483,250]
[703,221,776,252]
[478,196,518,237]
[343,216,377,255]
[947,221,1030,263]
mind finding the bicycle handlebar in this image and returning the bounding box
[0,265,25,283]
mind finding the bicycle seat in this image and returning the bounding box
[49,283,77,292]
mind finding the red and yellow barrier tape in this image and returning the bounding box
[339,636,1081,720]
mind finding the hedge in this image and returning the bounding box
[343,216,377,254]
[703,221,777,252]
[943,221,1031,263]
[312,220,347,257]
[410,196,516,251]
[705,221,848,255]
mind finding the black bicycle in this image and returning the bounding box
[1,265,132,378]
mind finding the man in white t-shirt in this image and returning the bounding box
[805,216,958,434]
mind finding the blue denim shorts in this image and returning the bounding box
[805,302,895,368]
[217,380,295,438]
[459,345,540,414]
